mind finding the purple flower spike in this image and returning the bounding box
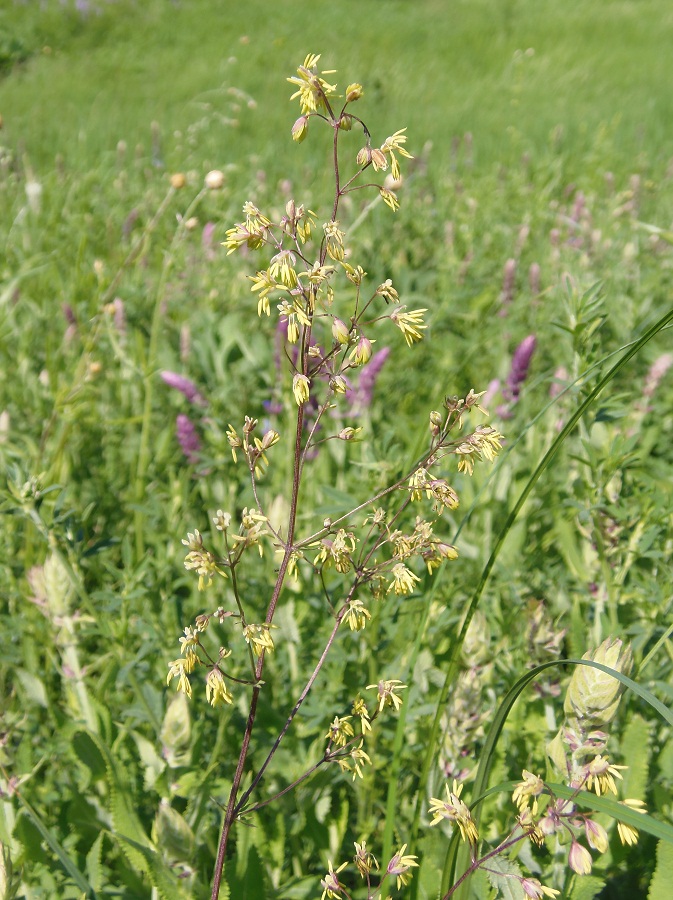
[498,335,536,417]
[358,347,390,406]
[161,371,207,407]
[346,347,391,415]
[176,413,201,463]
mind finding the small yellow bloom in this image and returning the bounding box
[205,668,233,707]
[617,798,646,846]
[344,598,371,631]
[512,770,545,815]
[583,754,626,797]
[521,878,560,899]
[387,562,421,595]
[323,220,345,260]
[386,843,418,890]
[367,679,406,712]
[352,696,371,734]
[390,306,427,346]
[353,840,378,877]
[320,860,348,900]
[428,780,479,845]
[325,715,354,748]
[288,53,337,115]
[348,741,372,780]
[242,622,277,657]
[268,249,298,289]
[292,373,311,406]
[381,128,413,180]
[248,269,278,316]
[167,659,193,698]
[379,187,399,211]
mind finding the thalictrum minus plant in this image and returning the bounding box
[165,53,503,899]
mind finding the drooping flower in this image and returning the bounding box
[292,373,311,406]
[428,780,479,845]
[319,860,348,900]
[288,53,337,115]
[205,668,233,707]
[366,679,406,712]
[325,716,354,748]
[385,844,418,889]
[568,840,592,875]
[616,798,646,845]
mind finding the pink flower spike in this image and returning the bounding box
[161,371,207,407]
[176,413,201,464]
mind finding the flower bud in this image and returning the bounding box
[349,336,373,366]
[332,317,351,345]
[292,116,309,143]
[205,169,224,190]
[568,841,592,875]
[357,146,372,167]
[429,410,443,436]
[261,429,280,450]
[346,83,363,102]
[371,148,387,170]
[585,818,608,853]
[339,114,353,131]
[330,375,348,394]
[170,172,186,189]
[564,638,633,729]
[338,427,362,441]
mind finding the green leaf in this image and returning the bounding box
[86,831,105,892]
[568,874,606,900]
[15,794,94,896]
[15,668,48,708]
[483,854,524,900]
[648,840,673,900]
[620,713,652,800]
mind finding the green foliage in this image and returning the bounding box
[1,2,673,899]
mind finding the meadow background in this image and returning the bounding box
[1,0,673,897]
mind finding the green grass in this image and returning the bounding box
[1,1,673,898]
[3,0,673,177]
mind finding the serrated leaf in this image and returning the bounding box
[648,840,673,900]
[86,831,105,891]
[483,854,524,900]
[568,874,605,900]
[620,713,651,800]
[15,794,94,895]
[114,832,181,899]
[72,731,107,782]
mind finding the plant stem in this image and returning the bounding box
[210,404,305,899]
